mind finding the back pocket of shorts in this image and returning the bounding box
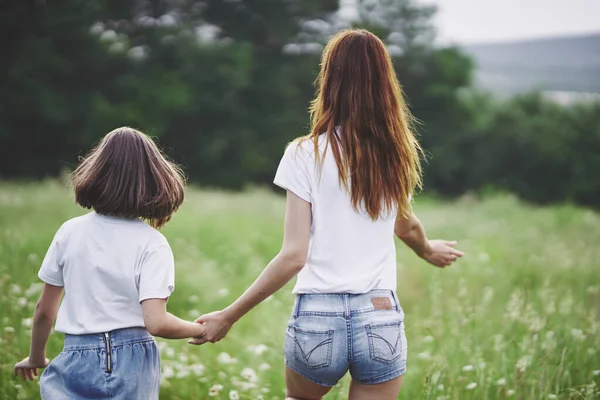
[366,321,403,364]
[292,327,334,369]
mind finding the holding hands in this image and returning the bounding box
[188,310,234,345]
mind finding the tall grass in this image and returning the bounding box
[0,182,598,399]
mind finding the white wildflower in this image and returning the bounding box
[162,365,174,379]
[571,329,586,341]
[592,370,600,376]
[208,384,221,397]
[422,335,434,343]
[462,365,475,372]
[234,381,257,391]
[437,384,444,391]
[516,356,528,374]
[507,389,515,396]
[229,390,240,400]
[436,397,449,400]
[176,368,190,379]
[22,318,32,328]
[496,378,506,386]
[189,309,200,318]
[241,367,258,382]
[258,363,271,371]
[165,347,175,358]
[190,363,205,376]
[465,382,477,390]
[217,352,238,364]
[188,295,199,303]
[10,284,21,294]
[416,351,431,360]
[248,344,269,355]
[4,326,15,334]
[217,288,230,297]
[25,283,43,298]
[548,395,557,399]
[18,297,28,307]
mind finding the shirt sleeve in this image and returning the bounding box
[273,142,312,203]
[138,245,175,302]
[38,226,66,287]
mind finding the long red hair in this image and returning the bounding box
[303,29,424,219]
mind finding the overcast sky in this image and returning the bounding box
[416,0,600,44]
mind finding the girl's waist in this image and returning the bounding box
[63,327,153,350]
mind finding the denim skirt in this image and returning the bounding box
[40,327,160,400]
[284,289,407,386]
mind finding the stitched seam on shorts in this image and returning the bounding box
[297,311,345,317]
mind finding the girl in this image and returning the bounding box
[13,127,206,400]
[191,29,464,400]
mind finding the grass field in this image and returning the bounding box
[0,181,599,400]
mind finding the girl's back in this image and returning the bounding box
[42,212,173,335]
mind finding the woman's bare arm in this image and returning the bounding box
[395,213,464,267]
[189,191,311,344]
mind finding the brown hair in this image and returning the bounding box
[303,29,424,219]
[71,127,185,228]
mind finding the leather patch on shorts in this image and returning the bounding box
[371,297,393,310]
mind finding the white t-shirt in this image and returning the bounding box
[274,137,405,294]
[38,212,175,335]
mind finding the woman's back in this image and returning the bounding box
[275,137,398,294]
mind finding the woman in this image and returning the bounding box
[191,29,463,399]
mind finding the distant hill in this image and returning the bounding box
[463,33,600,95]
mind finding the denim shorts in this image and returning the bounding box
[284,289,407,386]
[40,327,160,400]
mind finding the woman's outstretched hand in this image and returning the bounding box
[188,310,234,345]
[423,240,464,268]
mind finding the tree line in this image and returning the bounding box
[1,0,598,209]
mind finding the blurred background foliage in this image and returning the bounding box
[1,0,599,208]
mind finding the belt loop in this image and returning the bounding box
[391,290,401,311]
[293,295,302,318]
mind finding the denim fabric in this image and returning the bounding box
[40,327,160,400]
[284,289,407,386]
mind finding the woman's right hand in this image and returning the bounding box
[422,240,463,267]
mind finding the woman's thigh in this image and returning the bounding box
[285,365,332,400]
[348,376,403,400]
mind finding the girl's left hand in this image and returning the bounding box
[14,357,50,381]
